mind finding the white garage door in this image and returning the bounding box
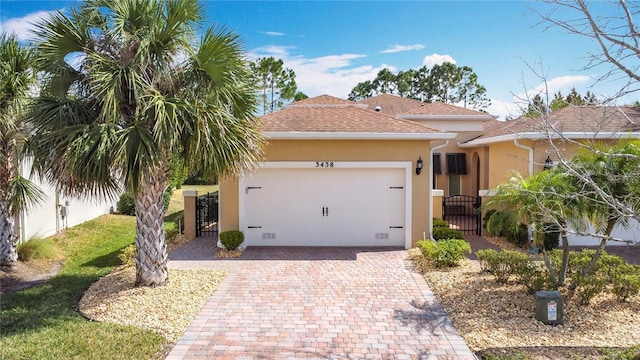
[240,164,408,247]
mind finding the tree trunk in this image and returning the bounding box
[558,227,570,286]
[134,171,168,286]
[0,205,18,266]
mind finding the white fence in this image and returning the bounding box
[562,219,640,246]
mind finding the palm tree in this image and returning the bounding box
[27,0,263,286]
[564,140,640,284]
[486,169,584,286]
[0,34,44,266]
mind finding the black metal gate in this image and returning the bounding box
[196,191,218,237]
[442,195,481,235]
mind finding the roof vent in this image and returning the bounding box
[375,106,382,112]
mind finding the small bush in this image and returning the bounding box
[602,344,640,360]
[432,218,450,228]
[432,227,464,241]
[117,192,136,215]
[477,249,530,284]
[573,273,607,305]
[506,223,529,247]
[219,230,244,250]
[485,210,511,237]
[118,244,137,267]
[612,264,640,301]
[163,190,171,211]
[418,239,471,268]
[17,238,61,261]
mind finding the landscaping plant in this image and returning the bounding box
[219,230,244,251]
[418,239,471,268]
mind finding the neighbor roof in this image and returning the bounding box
[461,105,640,146]
[261,95,456,140]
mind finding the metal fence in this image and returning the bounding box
[196,191,218,237]
[442,195,481,235]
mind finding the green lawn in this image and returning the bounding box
[0,215,167,360]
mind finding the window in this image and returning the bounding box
[449,175,461,196]
[433,153,442,175]
[446,153,467,175]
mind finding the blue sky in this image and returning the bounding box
[1,1,636,119]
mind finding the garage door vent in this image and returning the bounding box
[262,233,276,240]
[375,233,389,240]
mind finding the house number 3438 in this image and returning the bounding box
[315,161,334,168]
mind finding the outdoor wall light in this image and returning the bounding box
[543,155,553,171]
[416,156,424,175]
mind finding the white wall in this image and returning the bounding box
[17,160,118,242]
[563,219,640,246]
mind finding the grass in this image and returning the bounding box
[17,237,63,261]
[0,215,167,360]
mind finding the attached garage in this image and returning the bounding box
[218,95,456,249]
[240,162,411,247]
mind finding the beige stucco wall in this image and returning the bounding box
[433,140,488,197]
[219,139,432,246]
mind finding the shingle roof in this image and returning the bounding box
[358,94,425,115]
[261,95,442,134]
[468,105,640,143]
[289,95,356,107]
[403,101,491,117]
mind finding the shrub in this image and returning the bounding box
[219,230,244,250]
[17,238,61,261]
[117,192,136,215]
[118,244,137,267]
[418,239,471,268]
[477,249,530,284]
[432,218,449,228]
[612,273,640,302]
[163,189,171,211]
[506,223,529,247]
[573,273,607,305]
[432,227,464,241]
[485,210,511,237]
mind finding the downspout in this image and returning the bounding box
[514,137,534,176]
[429,140,449,241]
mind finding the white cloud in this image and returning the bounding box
[262,31,285,36]
[380,44,424,54]
[487,98,522,120]
[514,74,592,104]
[0,10,58,41]
[422,53,457,68]
[248,45,393,98]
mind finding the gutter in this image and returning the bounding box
[429,140,449,241]
[513,137,533,176]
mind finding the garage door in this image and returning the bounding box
[240,164,408,247]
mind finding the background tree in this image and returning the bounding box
[0,34,44,266]
[348,63,490,110]
[28,0,263,286]
[249,57,301,113]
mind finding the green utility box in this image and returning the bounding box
[535,291,563,325]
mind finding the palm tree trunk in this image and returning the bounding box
[0,205,18,266]
[134,171,168,286]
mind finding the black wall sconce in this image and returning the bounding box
[543,156,553,171]
[416,156,423,175]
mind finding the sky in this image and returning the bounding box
[1,0,637,119]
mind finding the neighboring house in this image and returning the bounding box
[16,160,117,242]
[460,105,640,245]
[214,94,640,248]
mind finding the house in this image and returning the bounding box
[460,105,640,245]
[197,95,640,248]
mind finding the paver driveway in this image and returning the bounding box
[166,238,475,359]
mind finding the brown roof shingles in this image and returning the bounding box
[262,96,442,134]
[474,106,640,141]
[358,94,425,115]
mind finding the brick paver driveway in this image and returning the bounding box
[166,238,475,359]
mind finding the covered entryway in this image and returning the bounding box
[239,162,411,247]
